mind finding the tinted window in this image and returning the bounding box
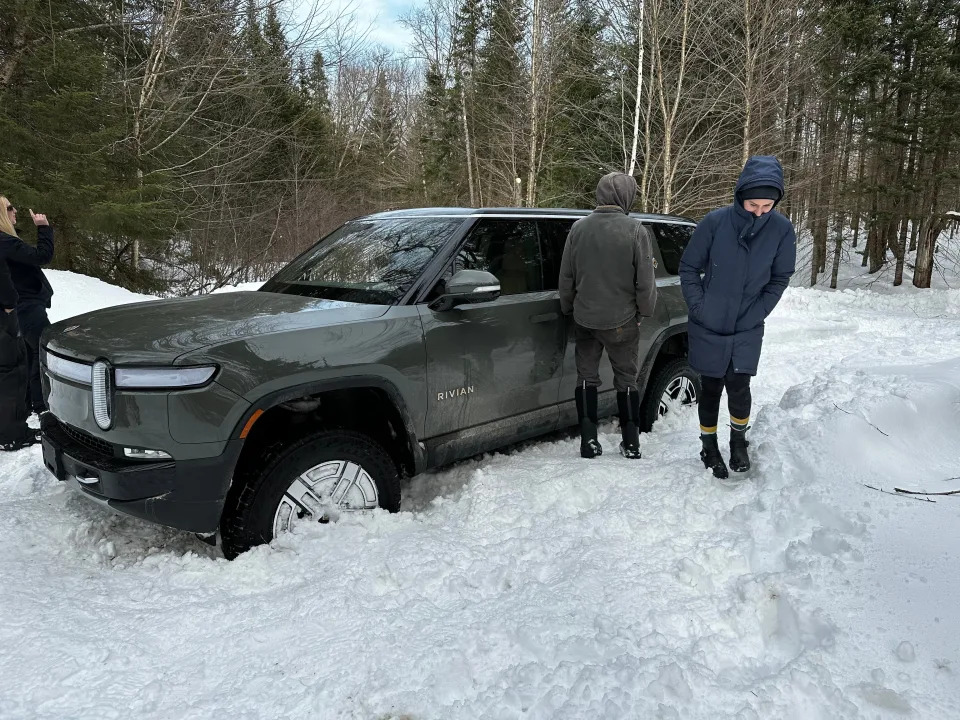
[652,223,694,275]
[262,218,461,304]
[537,219,575,291]
[454,219,544,295]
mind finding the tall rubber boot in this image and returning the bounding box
[617,388,641,459]
[575,383,602,458]
[700,434,729,479]
[729,427,751,473]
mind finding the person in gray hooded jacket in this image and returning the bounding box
[559,172,657,459]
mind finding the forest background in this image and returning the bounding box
[1,0,957,295]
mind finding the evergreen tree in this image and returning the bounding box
[474,0,528,203]
[537,0,614,207]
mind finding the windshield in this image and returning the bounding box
[261,217,464,304]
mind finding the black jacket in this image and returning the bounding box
[558,173,657,330]
[0,226,54,310]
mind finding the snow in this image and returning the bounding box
[1,268,959,718]
[44,270,156,323]
[210,281,264,294]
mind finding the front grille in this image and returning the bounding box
[59,421,115,458]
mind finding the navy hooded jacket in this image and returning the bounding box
[679,156,797,377]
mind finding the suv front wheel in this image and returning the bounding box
[641,358,700,431]
[220,430,402,559]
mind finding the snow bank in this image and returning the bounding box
[46,270,156,323]
[0,273,958,718]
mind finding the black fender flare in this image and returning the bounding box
[638,322,689,393]
[230,375,426,474]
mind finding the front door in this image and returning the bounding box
[418,218,566,464]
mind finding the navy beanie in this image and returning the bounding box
[740,185,781,201]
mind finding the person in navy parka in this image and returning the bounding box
[679,156,796,478]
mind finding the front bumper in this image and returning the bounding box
[41,414,243,533]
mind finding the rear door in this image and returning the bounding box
[539,218,670,423]
[417,218,566,461]
[649,221,696,323]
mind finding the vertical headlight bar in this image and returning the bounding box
[92,360,113,430]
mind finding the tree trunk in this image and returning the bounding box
[914,150,947,288]
[459,82,476,206]
[640,60,654,210]
[628,1,645,176]
[741,0,753,166]
[893,215,909,286]
[830,230,843,290]
[851,141,866,249]
[525,0,541,207]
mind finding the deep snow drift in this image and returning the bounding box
[0,269,958,719]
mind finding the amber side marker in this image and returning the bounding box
[240,409,264,439]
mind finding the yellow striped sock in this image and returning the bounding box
[730,416,750,431]
[699,424,718,435]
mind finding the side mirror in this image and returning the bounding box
[428,269,501,312]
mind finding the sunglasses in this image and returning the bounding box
[5,206,13,212]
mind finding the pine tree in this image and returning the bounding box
[537,0,614,207]
[474,0,528,204]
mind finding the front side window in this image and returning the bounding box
[537,219,575,291]
[453,219,544,296]
[262,218,462,304]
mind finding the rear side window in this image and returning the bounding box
[537,219,575,291]
[652,223,694,275]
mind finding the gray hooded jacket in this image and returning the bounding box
[558,173,657,330]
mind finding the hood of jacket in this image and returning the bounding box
[595,172,638,214]
[734,156,785,209]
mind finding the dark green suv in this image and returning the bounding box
[39,208,698,558]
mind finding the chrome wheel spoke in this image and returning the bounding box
[273,459,379,537]
[329,463,360,507]
[659,373,698,417]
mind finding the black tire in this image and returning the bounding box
[219,430,401,559]
[640,358,701,432]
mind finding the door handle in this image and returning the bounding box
[530,312,559,323]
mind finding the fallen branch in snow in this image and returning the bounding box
[863,484,936,502]
[833,404,890,436]
[893,487,960,497]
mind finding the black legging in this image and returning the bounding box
[698,363,751,431]
[17,302,49,413]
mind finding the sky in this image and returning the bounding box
[289,0,418,53]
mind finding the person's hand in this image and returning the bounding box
[4,308,13,313]
[29,209,49,226]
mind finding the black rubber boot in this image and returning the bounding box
[575,384,602,458]
[617,388,641,459]
[729,427,751,473]
[700,434,729,479]
[0,427,41,452]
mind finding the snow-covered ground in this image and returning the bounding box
[1,269,959,719]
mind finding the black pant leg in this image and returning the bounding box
[18,304,49,412]
[724,365,752,426]
[698,374,725,431]
[599,320,640,392]
[574,323,604,388]
[0,311,29,443]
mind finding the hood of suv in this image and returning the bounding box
[43,291,389,364]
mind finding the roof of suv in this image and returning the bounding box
[362,207,696,224]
